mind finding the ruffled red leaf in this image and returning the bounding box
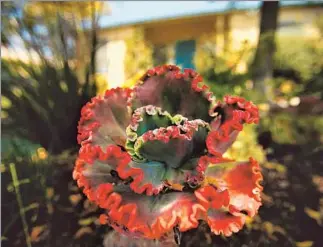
[206,95,259,156]
[99,192,206,239]
[130,65,216,122]
[72,144,131,202]
[77,87,133,149]
[206,208,245,237]
[194,185,245,237]
[125,105,173,160]
[204,157,263,217]
[134,120,209,168]
[73,145,262,239]
[74,148,206,239]
[118,160,166,196]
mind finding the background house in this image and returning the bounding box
[94,1,323,88]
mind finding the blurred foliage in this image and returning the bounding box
[152,43,174,66]
[261,112,323,145]
[124,28,153,80]
[274,34,323,98]
[1,151,108,247]
[273,38,322,98]
[1,136,41,159]
[272,78,304,100]
[194,34,254,99]
[194,35,254,76]
[195,16,323,101]
[1,2,106,246]
[1,57,96,154]
[122,69,145,89]
[224,125,266,163]
[94,73,109,95]
[1,1,101,154]
[273,16,323,99]
[274,37,322,82]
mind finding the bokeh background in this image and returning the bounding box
[1,1,323,247]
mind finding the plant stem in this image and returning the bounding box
[9,163,32,247]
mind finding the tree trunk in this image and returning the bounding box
[251,1,279,100]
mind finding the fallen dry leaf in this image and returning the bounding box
[74,227,93,239]
[296,241,314,247]
[30,225,47,242]
[69,194,82,206]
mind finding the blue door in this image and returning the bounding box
[175,40,196,69]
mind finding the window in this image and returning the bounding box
[175,40,196,69]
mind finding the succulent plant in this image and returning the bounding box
[73,65,263,240]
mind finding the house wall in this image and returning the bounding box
[144,16,216,45]
[94,27,135,88]
[95,40,127,89]
[96,6,323,88]
[229,6,322,52]
[143,6,322,53]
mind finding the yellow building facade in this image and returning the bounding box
[95,5,323,88]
